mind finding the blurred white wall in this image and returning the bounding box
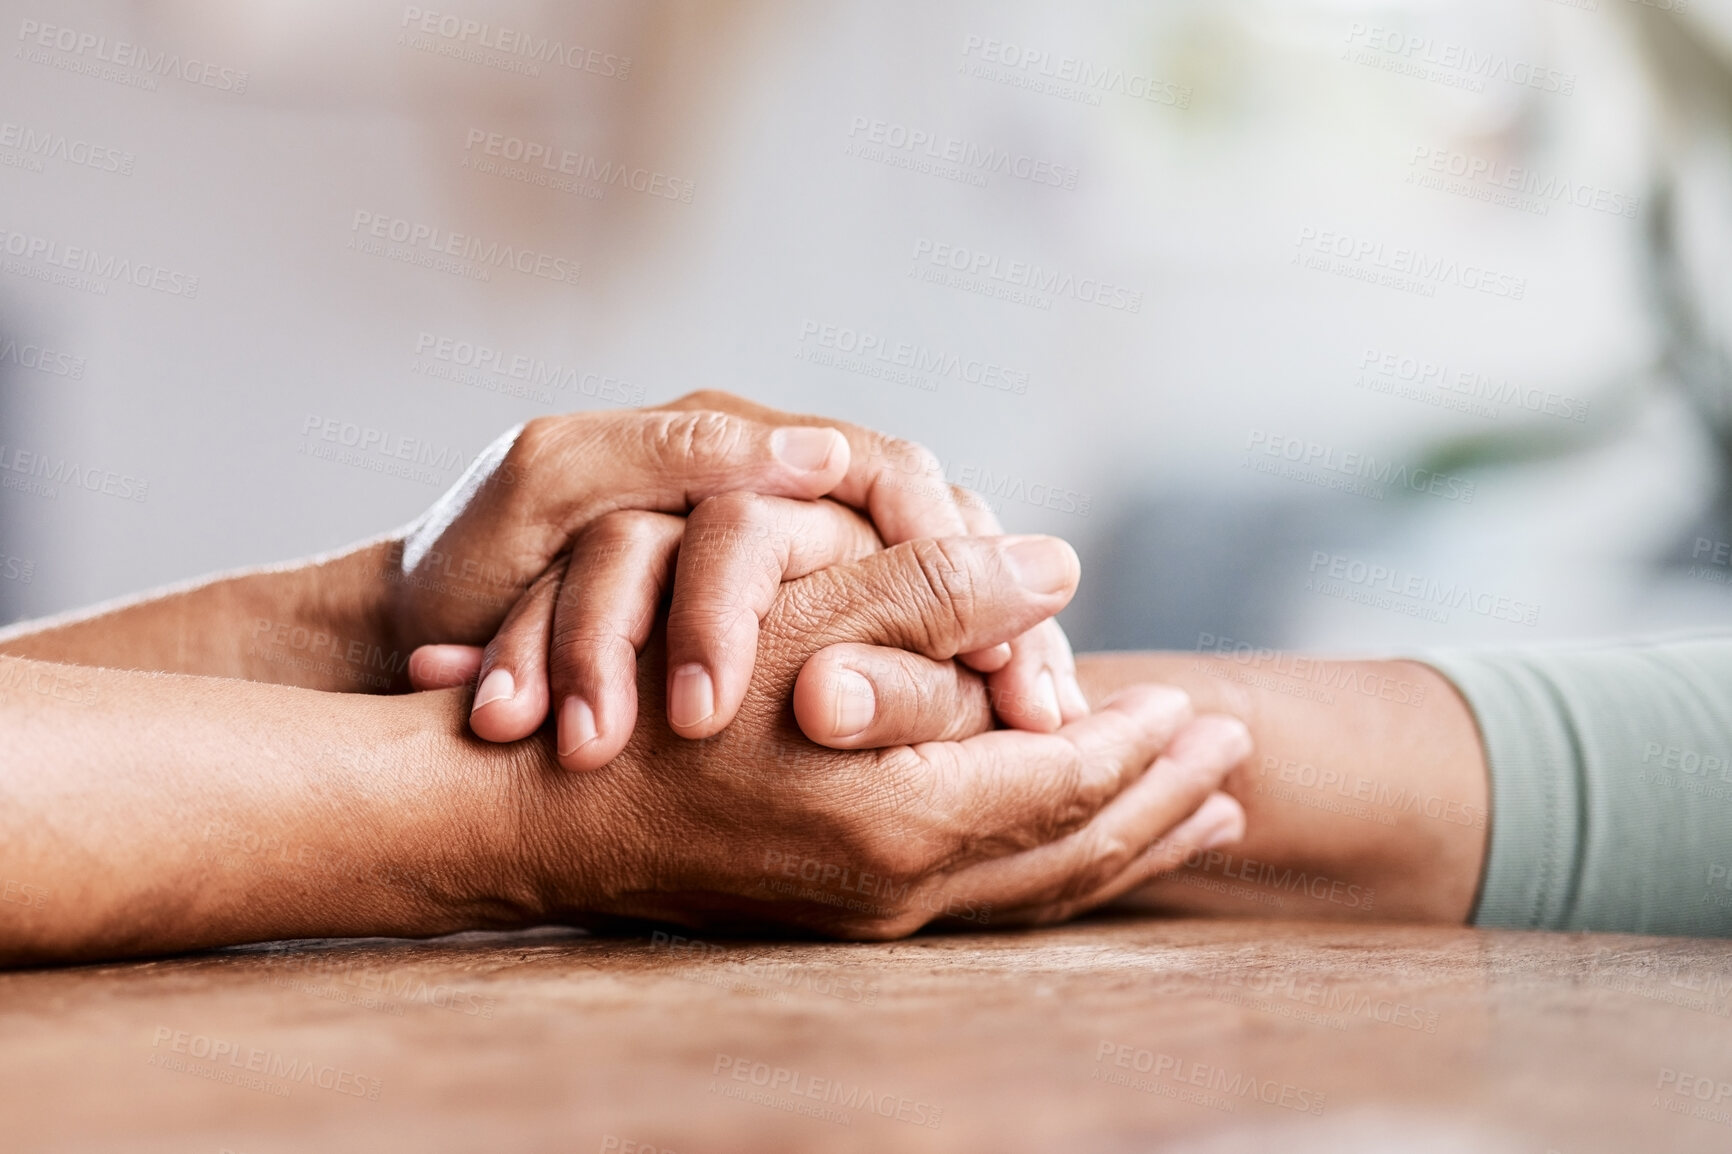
[2,0,1729,655]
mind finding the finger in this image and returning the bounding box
[548,511,684,770]
[467,562,562,742]
[655,390,971,543]
[663,495,879,739]
[917,684,1196,862]
[994,791,1247,928]
[950,485,1012,674]
[793,644,992,748]
[928,714,1253,921]
[408,644,484,690]
[408,410,855,644]
[944,483,1089,729]
[984,619,1085,734]
[775,534,1081,661]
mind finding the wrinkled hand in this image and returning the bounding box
[479,534,1250,936]
[405,391,1088,769]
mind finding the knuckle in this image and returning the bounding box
[513,415,556,456]
[823,755,941,875]
[903,538,980,651]
[546,627,634,679]
[760,571,838,650]
[1034,745,1095,841]
[883,436,942,479]
[688,492,777,556]
[652,410,747,473]
[668,388,743,412]
[668,598,753,647]
[588,507,662,547]
[574,509,672,571]
[1056,830,1135,904]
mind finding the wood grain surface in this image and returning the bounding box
[3,917,1729,1153]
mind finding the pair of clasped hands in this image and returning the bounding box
[391,392,1249,936]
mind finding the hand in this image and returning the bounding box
[476,534,1250,936]
[405,391,1088,768]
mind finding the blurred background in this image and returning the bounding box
[2,0,1730,658]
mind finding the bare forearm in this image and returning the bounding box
[0,656,522,965]
[0,539,407,692]
[1077,651,1489,923]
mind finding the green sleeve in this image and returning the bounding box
[1421,637,1732,937]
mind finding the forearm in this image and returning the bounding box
[0,656,525,966]
[0,538,406,692]
[1078,651,1489,923]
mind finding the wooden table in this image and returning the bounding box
[4,916,1728,1153]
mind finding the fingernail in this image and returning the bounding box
[1194,794,1247,850]
[772,426,841,473]
[1034,668,1061,728]
[557,696,599,758]
[669,664,716,729]
[1059,670,1091,717]
[830,669,876,739]
[1001,536,1075,596]
[1201,715,1255,763]
[472,668,515,711]
[1202,821,1243,850]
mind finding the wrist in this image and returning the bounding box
[374,688,550,927]
[273,536,416,693]
[1080,652,1488,923]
